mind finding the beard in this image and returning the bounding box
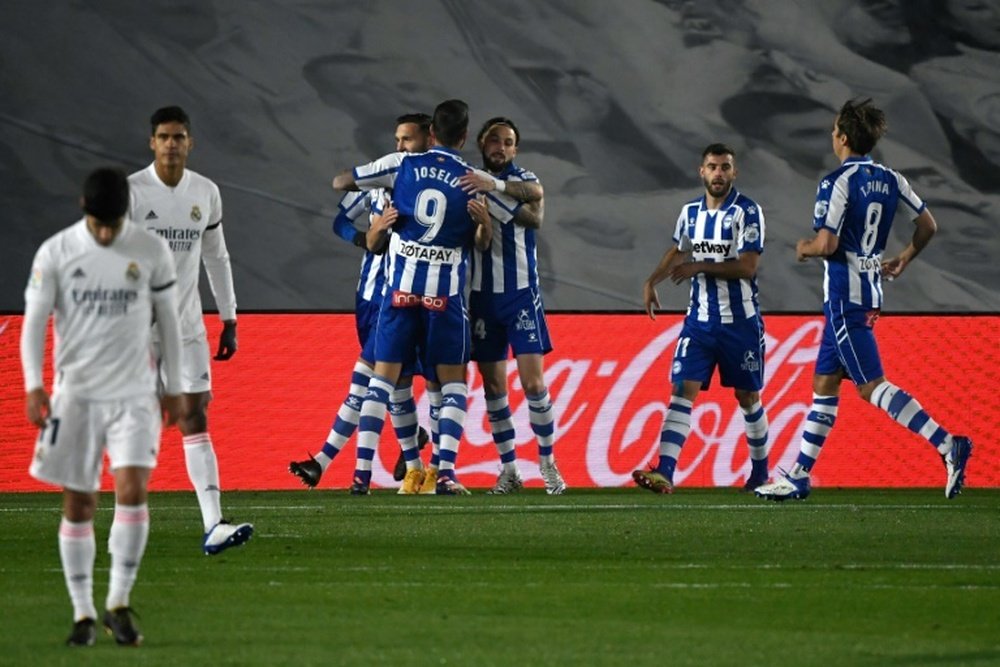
[482,151,510,173]
[703,178,731,199]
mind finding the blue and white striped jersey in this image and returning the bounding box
[354,147,477,298]
[813,156,925,308]
[673,188,764,324]
[332,189,387,303]
[470,163,540,294]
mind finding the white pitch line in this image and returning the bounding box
[136,579,998,592]
[15,561,996,575]
[0,503,981,513]
[198,502,968,512]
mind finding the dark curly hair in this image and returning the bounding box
[836,98,887,155]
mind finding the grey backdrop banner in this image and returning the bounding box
[2,1,998,312]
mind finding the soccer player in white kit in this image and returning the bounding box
[128,106,252,553]
[21,167,184,646]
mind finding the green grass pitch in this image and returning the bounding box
[1,489,998,667]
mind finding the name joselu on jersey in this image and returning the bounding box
[411,166,463,189]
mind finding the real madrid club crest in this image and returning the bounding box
[190,205,202,222]
[126,262,141,281]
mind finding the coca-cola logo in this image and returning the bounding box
[390,319,826,487]
[3,312,991,492]
[587,320,821,486]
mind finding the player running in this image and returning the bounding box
[754,98,972,501]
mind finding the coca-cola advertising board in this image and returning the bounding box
[0,313,995,491]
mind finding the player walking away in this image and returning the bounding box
[456,117,566,495]
[755,98,972,501]
[332,99,492,494]
[128,106,252,553]
[21,167,184,647]
[634,144,770,494]
[288,114,433,494]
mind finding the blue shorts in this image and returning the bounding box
[373,290,471,369]
[670,314,765,391]
[469,288,553,362]
[358,294,429,379]
[816,301,884,384]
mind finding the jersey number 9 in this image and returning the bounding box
[415,188,447,243]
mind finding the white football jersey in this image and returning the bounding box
[23,219,177,399]
[128,164,235,339]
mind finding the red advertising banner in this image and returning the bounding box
[0,313,996,491]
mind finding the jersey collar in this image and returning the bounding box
[429,146,461,157]
[147,162,189,191]
[492,161,518,179]
[700,187,739,211]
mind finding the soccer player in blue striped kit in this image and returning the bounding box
[459,116,566,495]
[288,114,432,494]
[332,99,492,494]
[755,98,972,501]
[634,143,770,494]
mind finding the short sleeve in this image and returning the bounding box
[354,151,405,190]
[813,176,848,235]
[672,209,691,252]
[894,171,926,220]
[738,202,765,254]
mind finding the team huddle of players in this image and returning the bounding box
[20,96,972,647]
[289,100,565,497]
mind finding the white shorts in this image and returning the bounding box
[155,335,212,394]
[29,392,162,493]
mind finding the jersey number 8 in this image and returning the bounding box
[860,202,882,256]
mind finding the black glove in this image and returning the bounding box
[352,230,367,249]
[215,321,238,360]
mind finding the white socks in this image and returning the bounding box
[59,517,97,621]
[183,433,223,531]
[106,504,150,611]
